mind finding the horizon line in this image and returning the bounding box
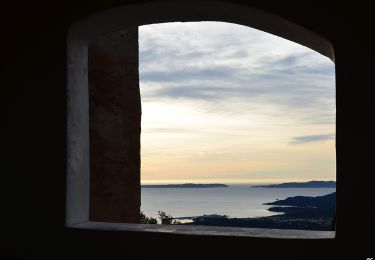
[141,179,336,185]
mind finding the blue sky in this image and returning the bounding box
[139,22,336,184]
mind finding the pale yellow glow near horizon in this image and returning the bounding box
[139,22,336,185]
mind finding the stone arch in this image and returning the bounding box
[66,0,334,226]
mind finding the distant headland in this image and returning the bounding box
[252,180,336,188]
[141,183,228,188]
[180,192,336,231]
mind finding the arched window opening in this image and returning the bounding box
[66,1,335,238]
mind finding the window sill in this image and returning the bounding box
[68,221,335,239]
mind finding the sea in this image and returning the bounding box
[141,184,336,221]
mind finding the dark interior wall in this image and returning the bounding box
[89,28,141,223]
[1,0,374,259]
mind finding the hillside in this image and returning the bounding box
[252,181,336,188]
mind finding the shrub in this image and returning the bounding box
[158,211,181,224]
[140,211,157,224]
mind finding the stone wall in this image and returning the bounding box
[88,28,141,223]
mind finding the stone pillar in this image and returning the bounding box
[88,28,140,223]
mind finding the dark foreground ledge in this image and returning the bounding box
[69,221,335,239]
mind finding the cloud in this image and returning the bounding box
[140,65,238,83]
[142,127,191,133]
[289,134,335,144]
[139,22,335,125]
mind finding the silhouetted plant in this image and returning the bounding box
[140,211,157,224]
[158,211,181,224]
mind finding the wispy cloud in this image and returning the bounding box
[139,22,335,125]
[142,127,192,133]
[290,134,335,144]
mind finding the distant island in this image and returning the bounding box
[252,180,336,188]
[141,183,228,188]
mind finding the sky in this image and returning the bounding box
[139,22,336,184]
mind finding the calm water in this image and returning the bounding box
[141,185,336,219]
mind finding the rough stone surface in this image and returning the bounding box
[88,28,141,223]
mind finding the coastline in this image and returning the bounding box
[175,192,336,231]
